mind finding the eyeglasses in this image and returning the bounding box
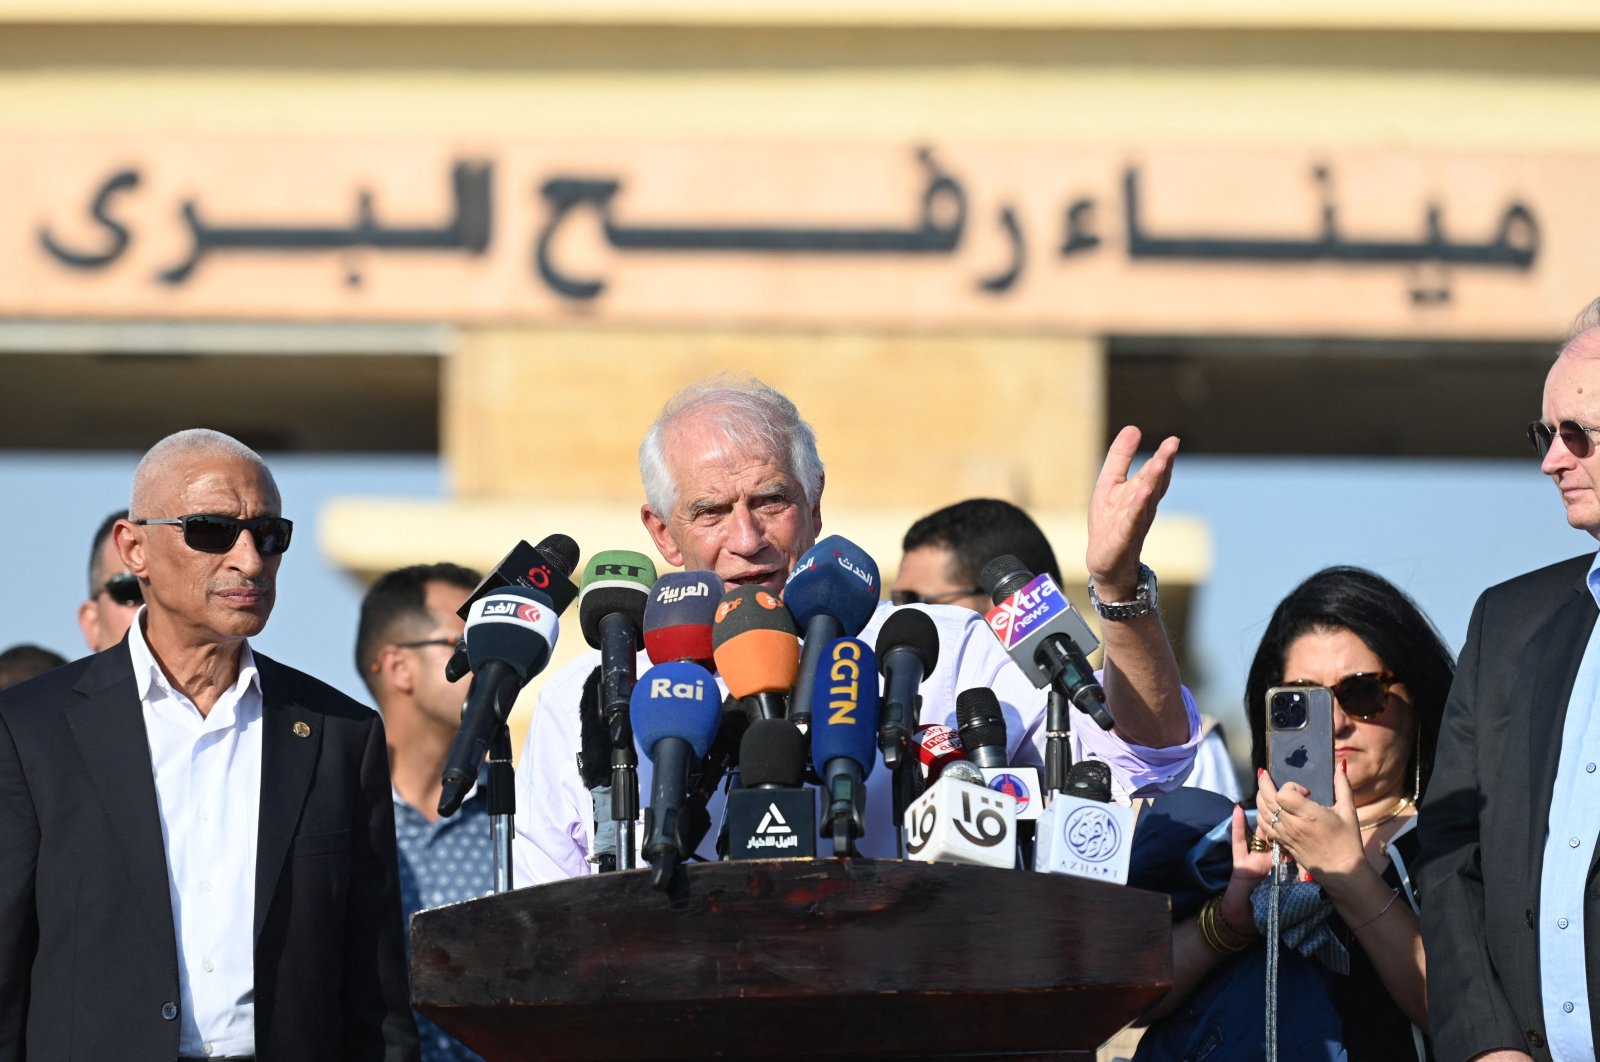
[1528,420,1600,460]
[98,570,143,608]
[890,586,986,607]
[133,514,293,555]
[393,638,458,651]
[1281,672,1399,720]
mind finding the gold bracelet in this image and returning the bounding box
[1350,888,1402,932]
[1212,896,1254,945]
[1197,895,1250,955]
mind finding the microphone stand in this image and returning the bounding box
[600,612,640,871]
[1045,688,1073,799]
[488,724,516,893]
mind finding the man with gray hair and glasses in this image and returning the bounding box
[515,373,1203,883]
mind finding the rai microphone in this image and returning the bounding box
[711,585,800,722]
[809,636,880,856]
[631,662,722,890]
[438,589,559,816]
[979,555,1115,732]
[784,535,881,730]
[874,609,940,772]
[446,533,579,681]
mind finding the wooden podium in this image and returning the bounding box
[410,859,1171,1061]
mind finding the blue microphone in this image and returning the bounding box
[809,637,880,857]
[631,661,722,889]
[785,535,881,731]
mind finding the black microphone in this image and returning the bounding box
[446,533,580,680]
[955,687,1009,769]
[979,555,1116,732]
[575,666,616,873]
[874,609,941,772]
[726,718,817,859]
[438,589,559,816]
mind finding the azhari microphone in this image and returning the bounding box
[784,535,881,730]
[1034,758,1134,884]
[726,718,816,859]
[643,570,721,667]
[810,637,880,857]
[979,555,1115,732]
[874,609,940,772]
[711,585,800,722]
[439,589,559,816]
[446,533,580,681]
[631,662,722,890]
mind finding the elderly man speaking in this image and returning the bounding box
[514,375,1200,883]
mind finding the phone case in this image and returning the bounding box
[1265,685,1335,806]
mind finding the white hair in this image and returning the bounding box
[638,374,824,518]
[130,428,275,517]
[1559,297,1600,359]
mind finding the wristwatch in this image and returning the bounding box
[1088,564,1158,621]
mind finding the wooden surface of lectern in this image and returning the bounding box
[410,858,1171,1061]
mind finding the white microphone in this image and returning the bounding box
[903,773,1016,869]
[1033,760,1134,884]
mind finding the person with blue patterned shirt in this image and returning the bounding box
[358,562,492,1062]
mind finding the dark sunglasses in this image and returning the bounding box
[1282,671,1398,720]
[133,514,294,555]
[1528,419,1600,460]
[890,586,985,607]
[99,570,144,607]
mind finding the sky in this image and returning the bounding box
[1,449,1591,780]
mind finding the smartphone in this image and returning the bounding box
[1265,685,1335,806]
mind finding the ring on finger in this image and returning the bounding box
[1269,811,1282,825]
[1248,835,1270,853]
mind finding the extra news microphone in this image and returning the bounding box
[439,589,559,816]
[726,718,817,859]
[711,585,800,722]
[810,637,880,856]
[643,570,720,667]
[446,533,579,681]
[874,609,940,772]
[1034,758,1133,884]
[979,556,1115,732]
[955,688,1009,769]
[784,535,881,730]
[632,662,722,890]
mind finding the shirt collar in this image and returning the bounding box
[127,605,261,710]
[1586,552,1600,611]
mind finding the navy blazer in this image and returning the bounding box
[0,640,418,1062]
[1419,552,1600,1061]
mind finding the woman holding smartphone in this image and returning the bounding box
[1136,566,1454,1062]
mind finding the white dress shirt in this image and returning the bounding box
[128,611,263,1058]
[514,601,1201,886]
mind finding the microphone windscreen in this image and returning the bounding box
[577,666,608,789]
[783,534,881,636]
[630,662,722,760]
[979,554,1033,605]
[464,589,559,680]
[711,586,800,699]
[534,533,581,580]
[809,636,879,730]
[956,687,1007,752]
[739,718,807,788]
[455,538,574,620]
[941,760,986,785]
[811,645,881,774]
[643,570,720,665]
[578,550,658,649]
[874,607,940,677]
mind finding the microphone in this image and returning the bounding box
[1034,758,1134,883]
[979,555,1115,732]
[438,589,559,816]
[914,722,966,783]
[631,662,722,889]
[940,759,986,785]
[904,767,1017,870]
[575,667,617,873]
[446,533,579,680]
[643,570,721,667]
[725,718,817,859]
[784,535,881,730]
[810,637,880,857]
[874,609,940,772]
[711,585,800,722]
[955,688,1009,769]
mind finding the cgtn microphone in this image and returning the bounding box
[438,589,559,816]
[979,556,1116,732]
[632,662,722,889]
[784,535,881,730]
[711,585,800,722]
[1034,759,1134,884]
[726,719,816,859]
[809,637,880,857]
[643,570,721,667]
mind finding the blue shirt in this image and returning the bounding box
[1539,550,1600,1061]
[394,777,495,1062]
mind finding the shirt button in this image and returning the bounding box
[161,1001,178,1020]
[1565,1002,1576,1014]
[200,880,213,893]
[1560,918,1571,929]
[1588,763,1597,773]
[202,958,215,972]
[1571,838,1582,849]
[201,1042,214,1056]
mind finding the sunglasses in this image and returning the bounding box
[99,570,144,608]
[1281,671,1398,720]
[890,586,985,607]
[133,514,294,555]
[1528,419,1600,460]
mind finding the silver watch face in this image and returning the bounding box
[1092,566,1157,618]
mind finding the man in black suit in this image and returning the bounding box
[0,429,417,1061]
[1421,314,1600,1062]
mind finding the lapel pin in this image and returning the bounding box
[293,721,312,738]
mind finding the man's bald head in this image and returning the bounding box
[130,429,277,518]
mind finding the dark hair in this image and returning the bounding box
[1245,566,1455,803]
[355,562,480,695]
[0,643,68,692]
[901,498,1061,587]
[87,510,128,596]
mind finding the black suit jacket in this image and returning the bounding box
[1419,552,1600,1061]
[0,640,419,1062]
